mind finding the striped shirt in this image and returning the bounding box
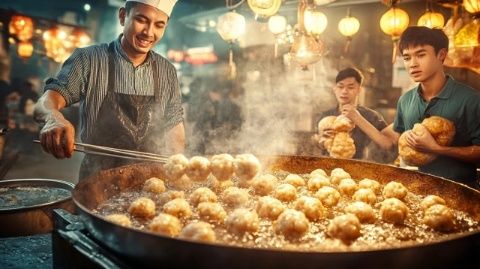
[44,36,184,141]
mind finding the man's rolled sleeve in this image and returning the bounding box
[393,97,405,133]
[44,48,87,106]
[164,69,184,131]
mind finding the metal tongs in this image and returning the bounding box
[33,140,168,163]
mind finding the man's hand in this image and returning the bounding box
[39,112,75,159]
[340,104,361,123]
[404,129,441,153]
[313,128,335,150]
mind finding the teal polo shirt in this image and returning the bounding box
[393,76,480,184]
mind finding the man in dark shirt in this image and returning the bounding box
[315,67,393,161]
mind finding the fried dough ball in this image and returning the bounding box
[338,178,358,197]
[422,116,455,146]
[380,198,409,225]
[180,221,216,242]
[423,204,455,232]
[164,154,189,181]
[421,195,446,211]
[222,187,250,208]
[251,174,278,196]
[190,187,218,207]
[143,177,166,194]
[274,183,297,202]
[284,174,306,188]
[329,132,356,159]
[186,156,211,182]
[197,202,227,224]
[105,214,132,227]
[226,208,259,235]
[382,181,408,200]
[158,190,185,206]
[330,168,351,185]
[398,124,437,166]
[327,214,361,244]
[128,197,156,219]
[318,116,337,131]
[352,188,377,205]
[307,175,332,192]
[148,213,182,236]
[315,186,341,207]
[163,198,192,219]
[169,175,193,190]
[310,168,328,178]
[344,201,376,223]
[234,154,261,181]
[256,196,286,220]
[210,154,235,181]
[294,196,325,221]
[332,115,355,132]
[358,178,382,194]
[274,209,310,238]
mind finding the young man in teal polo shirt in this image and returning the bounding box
[383,26,480,186]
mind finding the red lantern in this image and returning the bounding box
[9,15,34,41]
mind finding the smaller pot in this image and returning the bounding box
[0,178,75,237]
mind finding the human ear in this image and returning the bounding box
[438,48,447,62]
[119,8,126,26]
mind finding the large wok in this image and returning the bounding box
[72,155,480,269]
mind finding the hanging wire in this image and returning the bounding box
[226,0,246,10]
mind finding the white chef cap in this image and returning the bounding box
[126,0,178,17]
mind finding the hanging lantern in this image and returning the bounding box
[304,9,328,37]
[9,15,34,41]
[290,34,324,69]
[217,11,246,79]
[464,0,480,14]
[17,41,33,59]
[69,28,91,48]
[417,11,445,28]
[380,7,410,63]
[314,0,336,6]
[43,27,69,63]
[268,15,287,57]
[247,0,282,21]
[338,9,360,54]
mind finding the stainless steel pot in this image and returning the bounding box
[72,156,480,269]
[0,178,75,237]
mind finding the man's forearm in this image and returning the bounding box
[432,145,480,164]
[354,116,394,150]
[165,122,185,154]
[34,90,67,123]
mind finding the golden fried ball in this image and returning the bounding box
[382,181,408,200]
[128,197,156,219]
[330,168,351,185]
[358,178,382,194]
[332,115,355,133]
[274,183,297,202]
[294,196,325,221]
[197,202,227,224]
[256,196,286,220]
[105,214,132,227]
[226,208,259,235]
[421,195,446,211]
[329,132,356,159]
[380,198,409,225]
[168,175,193,190]
[143,177,166,194]
[274,209,310,238]
[186,156,211,182]
[310,168,328,178]
[327,214,361,244]
[352,188,377,205]
[148,213,182,236]
[315,186,341,207]
[307,175,332,192]
[338,178,358,197]
[234,154,261,181]
[180,221,216,242]
[423,204,455,232]
[398,124,437,166]
[251,174,278,196]
[163,198,192,219]
[164,154,189,181]
[344,201,376,224]
[158,190,185,206]
[210,153,235,181]
[190,187,217,207]
[222,187,250,208]
[318,116,337,131]
[209,178,235,193]
[422,116,455,146]
[284,174,306,188]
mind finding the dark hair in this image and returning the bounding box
[335,67,364,84]
[399,26,449,55]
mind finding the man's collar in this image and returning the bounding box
[113,35,154,66]
[415,75,454,100]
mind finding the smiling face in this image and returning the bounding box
[401,44,446,83]
[119,3,168,61]
[333,77,361,106]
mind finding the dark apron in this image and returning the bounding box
[79,42,165,180]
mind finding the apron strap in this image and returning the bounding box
[152,60,160,102]
[107,42,116,94]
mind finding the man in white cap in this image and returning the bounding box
[34,0,184,180]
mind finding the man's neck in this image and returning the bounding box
[419,71,447,102]
[120,37,148,67]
